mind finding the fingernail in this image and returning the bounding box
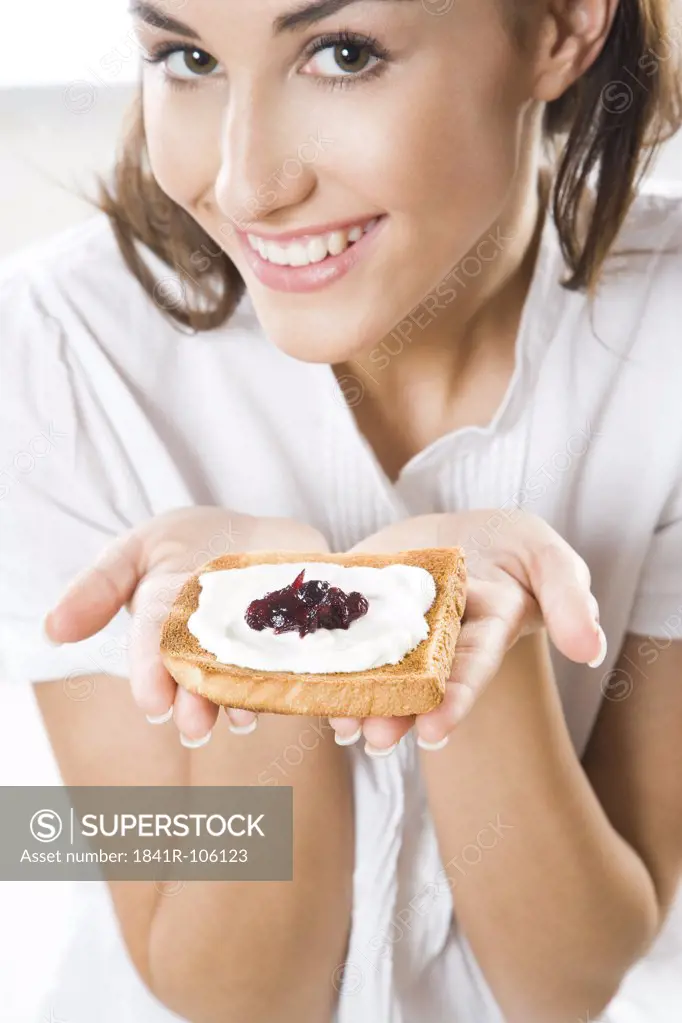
[417,735,449,751]
[146,706,174,725]
[335,727,362,747]
[589,593,600,624]
[588,625,608,669]
[228,719,258,735]
[42,618,62,648]
[364,741,398,758]
[180,729,213,748]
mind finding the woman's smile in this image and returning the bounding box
[236,213,387,292]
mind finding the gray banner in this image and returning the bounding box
[0,786,292,881]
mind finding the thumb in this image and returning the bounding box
[43,530,144,644]
[525,538,606,667]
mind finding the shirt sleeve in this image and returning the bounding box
[627,472,682,639]
[0,273,134,686]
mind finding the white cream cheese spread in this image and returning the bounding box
[187,562,436,673]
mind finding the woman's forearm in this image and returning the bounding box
[419,632,660,1023]
[148,714,354,1023]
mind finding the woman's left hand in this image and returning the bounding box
[330,510,607,753]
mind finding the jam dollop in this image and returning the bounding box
[244,569,369,638]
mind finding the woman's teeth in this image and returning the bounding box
[247,218,378,267]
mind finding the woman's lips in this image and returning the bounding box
[236,215,387,294]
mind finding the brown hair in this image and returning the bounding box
[99,0,682,330]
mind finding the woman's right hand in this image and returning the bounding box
[42,507,331,747]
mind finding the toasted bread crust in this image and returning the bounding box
[160,549,467,718]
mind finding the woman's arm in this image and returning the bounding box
[34,673,354,1023]
[420,631,682,1023]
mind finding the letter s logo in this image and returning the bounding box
[30,809,63,843]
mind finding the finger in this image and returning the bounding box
[328,717,363,745]
[223,707,259,734]
[362,715,414,753]
[44,529,145,643]
[172,685,220,747]
[136,653,177,722]
[415,613,514,743]
[127,572,186,718]
[329,715,413,753]
[525,538,604,666]
[131,571,258,737]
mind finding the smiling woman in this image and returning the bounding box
[2,1,682,1023]
[103,0,680,343]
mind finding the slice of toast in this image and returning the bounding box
[160,548,467,718]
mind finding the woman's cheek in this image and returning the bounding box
[410,29,532,236]
[334,60,517,260]
[142,80,221,209]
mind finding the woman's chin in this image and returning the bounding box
[265,328,375,366]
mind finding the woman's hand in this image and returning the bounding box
[42,507,330,746]
[330,510,607,754]
[43,505,606,754]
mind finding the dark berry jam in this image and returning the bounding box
[245,569,369,638]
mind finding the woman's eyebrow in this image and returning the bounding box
[128,1,199,39]
[273,0,414,35]
[127,0,413,42]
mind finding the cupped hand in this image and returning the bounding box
[43,507,330,746]
[330,510,606,754]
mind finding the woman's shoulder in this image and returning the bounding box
[584,178,682,367]
[570,176,682,296]
[0,213,169,357]
[0,213,127,303]
[611,177,682,254]
[0,212,262,353]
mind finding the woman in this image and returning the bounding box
[2,0,682,1020]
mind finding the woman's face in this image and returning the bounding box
[134,0,550,362]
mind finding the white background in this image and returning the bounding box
[0,2,681,1021]
[0,0,137,88]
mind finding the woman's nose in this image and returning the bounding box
[212,92,316,231]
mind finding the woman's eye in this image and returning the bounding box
[163,47,221,79]
[304,41,380,79]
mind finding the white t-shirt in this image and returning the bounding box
[2,181,682,1023]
